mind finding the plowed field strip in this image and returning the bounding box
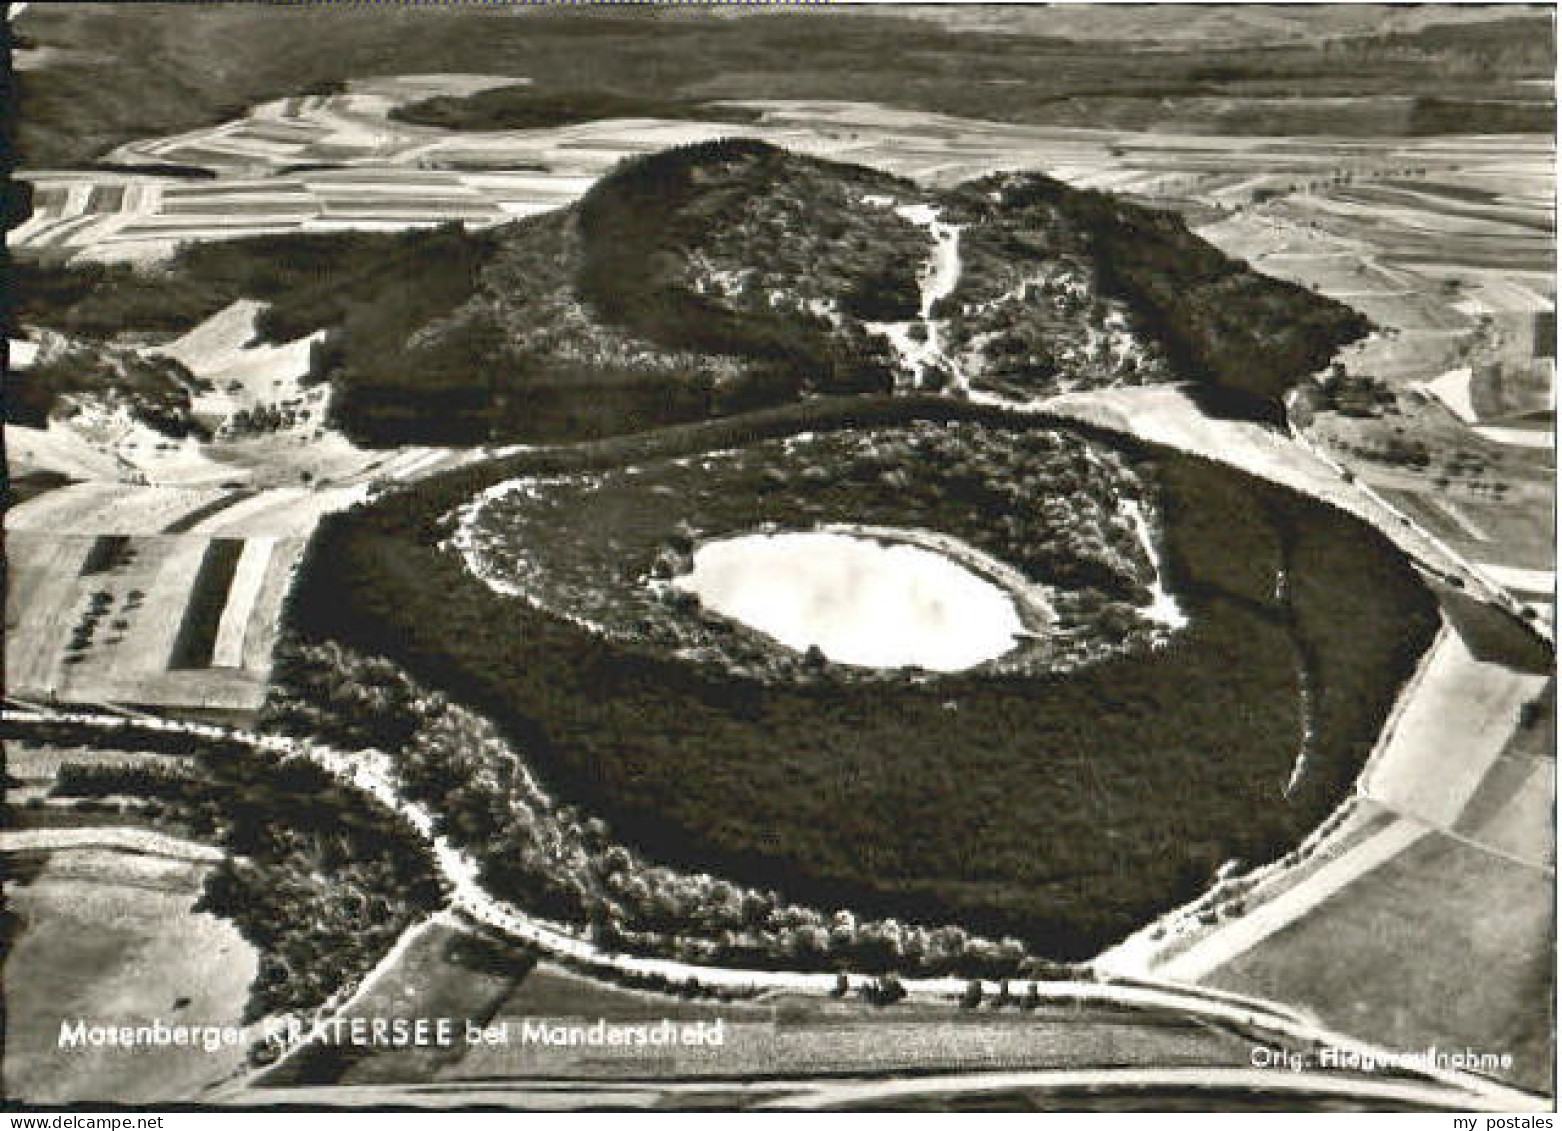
[165,539,245,670]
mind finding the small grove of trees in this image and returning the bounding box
[225,402,304,437]
[54,761,198,803]
[956,979,1045,1010]
[960,980,983,1009]
[5,345,200,437]
[859,974,907,1006]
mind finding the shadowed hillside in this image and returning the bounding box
[15,141,1370,444]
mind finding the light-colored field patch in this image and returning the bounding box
[1372,488,1483,551]
[4,535,100,695]
[1453,752,1555,870]
[1422,494,1490,542]
[10,338,40,368]
[192,488,363,536]
[239,537,307,673]
[1,828,225,862]
[1154,818,1428,984]
[9,484,230,535]
[1420,367,1478,423]
[1361,628,1549,830]
[3,849,257,1103]
[6,533,203,698]
[444,963,1256,1083]
[7,483,359,538]
[211,538,276,669]
[1475,563,1556,597]
[3,530,310,713]
[5,422,129,482]
[1473,424,1556,449]
[150,300,317,403]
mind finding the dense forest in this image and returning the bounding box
[281,401,1439,959]
[975,172,1372,413]
[265,640,1047,980]
[9,227,495,340]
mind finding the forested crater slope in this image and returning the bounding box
[281,399,1438,959]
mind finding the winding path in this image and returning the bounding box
[866,202,968,391]
[2,703,1543,1112]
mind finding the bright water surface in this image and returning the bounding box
[672,530,1024,671]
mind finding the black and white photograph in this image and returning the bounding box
[2,0,1556,1116]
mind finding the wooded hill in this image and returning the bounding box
[17,141,1369,444]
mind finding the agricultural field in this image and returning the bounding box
[5,739,194,808]
[452,980,1260,1083]
[1187,129,1554,627]
[253,918,539,1088]
[15,99,1557,271]
[1361,628,1552,835]
[1,847,259,1104]
[1121,624,1554,1092]
[1453,681,1555,871]
[4,292,491,718]
[1206,829,1553,1093]
[3,720,450,1035]
[238,925,1268,1093]
[4,528,311,715]
[14,4,1551,168]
